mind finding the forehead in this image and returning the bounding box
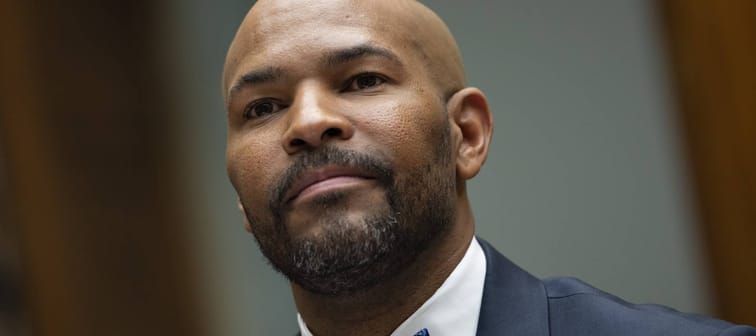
[223,0,426,92]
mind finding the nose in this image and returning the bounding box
[282,82,354,154]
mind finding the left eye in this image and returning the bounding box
[345,73,386,91]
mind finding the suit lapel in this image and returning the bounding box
[476,238,550,336]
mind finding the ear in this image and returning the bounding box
[237,197,253,233]
[446,87,493,180]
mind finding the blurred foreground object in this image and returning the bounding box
[0,151,27,334]
[660,0,756,325]
[0,0,204,335]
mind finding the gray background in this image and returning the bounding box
[162,1,711,334]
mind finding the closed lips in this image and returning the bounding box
[285,167,375,203]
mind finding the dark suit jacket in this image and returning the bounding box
[294,239,755,335]
[476,238,756,336]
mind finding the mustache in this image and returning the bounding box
[269,146,394,213]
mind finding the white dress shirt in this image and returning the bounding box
[297,237,487,336]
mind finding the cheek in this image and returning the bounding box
[226,132,282,210]
[355,94,445,166]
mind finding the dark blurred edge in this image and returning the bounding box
[658,0,756,325]
[1,2,30,335]
[0,0,205,335]
[0,140,27,334]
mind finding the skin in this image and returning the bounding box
[223,0,493,335]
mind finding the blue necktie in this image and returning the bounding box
[413,328,430,336]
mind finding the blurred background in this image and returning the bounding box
[1,0,754,335]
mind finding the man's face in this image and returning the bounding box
[224,1,459,295]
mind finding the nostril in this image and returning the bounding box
[323,127,342,139]
[290,138,306,147]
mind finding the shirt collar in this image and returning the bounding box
[297,237,487,336]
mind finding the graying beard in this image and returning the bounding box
[287,214,400,295]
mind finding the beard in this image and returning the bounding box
[242,123,455,296]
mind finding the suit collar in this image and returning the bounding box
[476,238,550,336]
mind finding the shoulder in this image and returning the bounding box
[541,277,756,336]
[475,238,755,336]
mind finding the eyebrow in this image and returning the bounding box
[229,66,285,96]
[227,44,402,99]
[324,44,401,67]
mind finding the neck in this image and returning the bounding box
[293,202,475,336]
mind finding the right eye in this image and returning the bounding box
[243,99,284,119]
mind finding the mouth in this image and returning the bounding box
[285,166,376,204]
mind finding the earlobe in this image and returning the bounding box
[446,87,493,180]
[237,198,253,233]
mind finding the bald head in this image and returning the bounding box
[223,0,465,102]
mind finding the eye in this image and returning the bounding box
[344,73,387,92]
[243,99,284,120]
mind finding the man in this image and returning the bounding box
[222,0,755,335]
